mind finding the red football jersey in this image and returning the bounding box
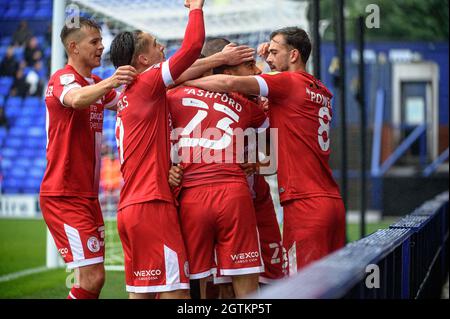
[255,70,342,204]
[168,86,268,188]
[116,9,205,210]
[40,64,118,197]
[115,63,174,209]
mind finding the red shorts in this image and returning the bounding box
[283,197,346,274]
[40,196,105,269]
[254,196,287,283]
[117,201,190,293]
[214,195,287,285]
[179,182,263,279]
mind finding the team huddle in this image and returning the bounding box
[39,0,345,299]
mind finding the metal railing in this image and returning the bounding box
[254,191,449,299]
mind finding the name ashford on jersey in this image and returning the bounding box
[169,88,275,168]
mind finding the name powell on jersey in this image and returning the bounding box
[306,87,331,108]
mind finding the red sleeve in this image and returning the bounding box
[52,71,82,106]
[103,89,120,108]
[247,99,268,129]
[161,9,205,87]
[255,72,292,101]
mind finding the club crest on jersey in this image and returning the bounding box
[87,236,100,253]
[60,74,76,86]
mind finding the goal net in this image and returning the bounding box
[48,0,310,271]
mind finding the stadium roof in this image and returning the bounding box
[73,0,309,40]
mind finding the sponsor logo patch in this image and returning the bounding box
[60,74,76,86]
[133,269,162,281]
[87,236,100,253]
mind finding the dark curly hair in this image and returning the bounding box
[110,30,150,69]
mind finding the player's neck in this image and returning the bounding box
[67,58,92,78]
[136,64,148,74]
[288,63,307,74]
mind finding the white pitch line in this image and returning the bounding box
[0,266,50,283]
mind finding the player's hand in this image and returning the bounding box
[240,162,258,177]
[109,65,137,88]
[184,0,205,10]
[257,42,270,60]
[221,43,256,66]
[259,96,269,112]
[168,164,184,188]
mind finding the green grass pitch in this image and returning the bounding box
[0,218,395,299]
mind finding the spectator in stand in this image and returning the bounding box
[0,105,9,132]
[0,47,19,77]
[24,37,43,67]
[25,61,45,97]
[12,21,33,47]
[10,66,30,98]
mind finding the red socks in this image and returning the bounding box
[67,286,99,299]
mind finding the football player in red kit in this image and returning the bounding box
[184,27,346,275]
[168,38,286,298]
[109,0,206,299]
[40,17,136,299]
[167,49,267,298]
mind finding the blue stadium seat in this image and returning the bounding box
[29,166,44,179]
[22,178,42,194]
[27,126,46,138]
[23,96,42,108]
[0,76,13,85]
[20,3,36,19]
[10,167,27,178]
[22,106,40,117]
[24,137,46,148]
[44,46,51,58]
[0,36,11,46]
[14,117,33,128]
[0,157,12,171]
[20,147,38,158]
[8,126,25,137]
[0,126,6,139]
[0,76,13,95]
[0,94,5,105]
[1,178,21,194]
[34,158,47,169]
[13,46,24,60]
[1,147,18,158]
[5,106,20,119]
[103,68,115,79]
[15,158,32,169]
[5,96,22,108]
[92,68,102,78]
[5,136,21,148]
[3,5,21,19]
[34,7,52,19]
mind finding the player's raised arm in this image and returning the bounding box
[63,65,136,109]
[185,74,261,96]
[163,0,205,86]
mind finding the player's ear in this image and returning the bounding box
[290,49,300,64]
[137,54,149,66]
[69,41,78,55]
